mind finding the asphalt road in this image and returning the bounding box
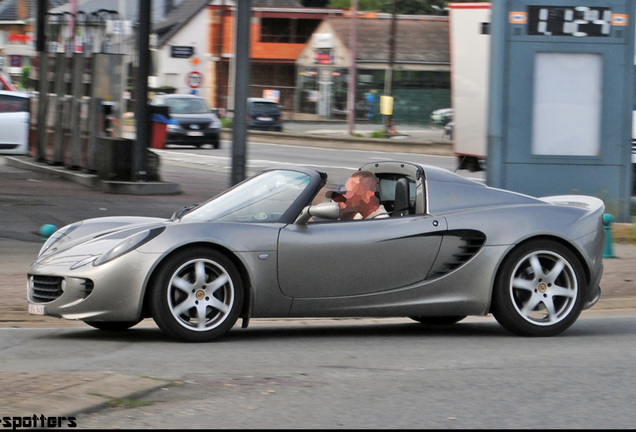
[2,313,636,429]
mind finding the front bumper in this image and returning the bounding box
[166,129,220,146]
[248,122,282,132]
[27,250,159,322]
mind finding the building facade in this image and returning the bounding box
[296,14,451,124]
[204,3,451,125]
[206,0,339,111]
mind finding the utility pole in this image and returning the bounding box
[231,0,251,185]
[347,0,357,136]
[35,0,49,162]
[133,0,151,181]
[385,0,397,136]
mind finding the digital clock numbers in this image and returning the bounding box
[527,5,612,37]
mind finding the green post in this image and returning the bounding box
[603,214,616,258]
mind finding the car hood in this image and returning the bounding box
[36,216,166,261]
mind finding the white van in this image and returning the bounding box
[0,90,30,155]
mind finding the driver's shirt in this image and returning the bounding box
[353,205,389,220]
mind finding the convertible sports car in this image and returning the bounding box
[27,161,605,342]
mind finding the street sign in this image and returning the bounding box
[106,20,133,35]
[171,46,194,58]
[186,71,203,89]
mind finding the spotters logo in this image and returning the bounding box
[2,415,77,430]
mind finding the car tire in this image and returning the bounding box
[409,316,466,326]
[491,240,586,337]
[84,320,141,331]
[151,247,244,342]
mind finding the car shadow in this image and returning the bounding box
[45,314,634,343]
[49,319,513,343]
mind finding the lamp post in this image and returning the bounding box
[347,0,357,136]
[384,0,397,136]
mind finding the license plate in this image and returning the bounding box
[257,117,272,121]
[28,303,45,315]
[187,131,204,136]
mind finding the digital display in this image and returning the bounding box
[527,6,612,36]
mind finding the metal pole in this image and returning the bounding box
[231,0,251,185]
[133,0,151,181]
[70,0,76,51]
[385,0,397,135]
[35,0,49,162]
[347,0,357,136]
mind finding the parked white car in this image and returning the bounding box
[430,108,453,125]
[0,90,30,155]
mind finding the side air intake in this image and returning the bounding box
[427,231,486,279]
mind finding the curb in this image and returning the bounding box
[235,129,455,156]
[4,155,182,195]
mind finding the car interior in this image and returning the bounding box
[375,174,417,216]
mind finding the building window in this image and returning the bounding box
[260,18,321,44]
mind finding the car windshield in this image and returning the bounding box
[180,170,312,223]
[162,97,210,114]
[251,102,279,114]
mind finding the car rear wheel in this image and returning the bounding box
[491,240,586,337]
[151,247,244,342]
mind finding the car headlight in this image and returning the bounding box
[39,222,83,257]
[167,123,182,131]
[93,227,165,266]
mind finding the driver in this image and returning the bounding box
[333,170,388,220]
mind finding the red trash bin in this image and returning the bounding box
[149,105,171,149]
[151,119,168,149]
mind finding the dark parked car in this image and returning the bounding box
[247,97,283,131]
[150,94,221,149]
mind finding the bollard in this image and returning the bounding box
[603,213,616,258]
[39,224,58,242]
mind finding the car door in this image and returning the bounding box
[277,215,447,298]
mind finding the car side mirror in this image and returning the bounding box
[294,202,340,224]
[171,204,198,221]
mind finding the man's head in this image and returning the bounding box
[338,170,380,219]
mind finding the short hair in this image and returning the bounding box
[351,170,378,191]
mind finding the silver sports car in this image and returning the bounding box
[27,161,605,342]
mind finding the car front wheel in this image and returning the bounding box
[151,247,244,342]
[491,240,586,337]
